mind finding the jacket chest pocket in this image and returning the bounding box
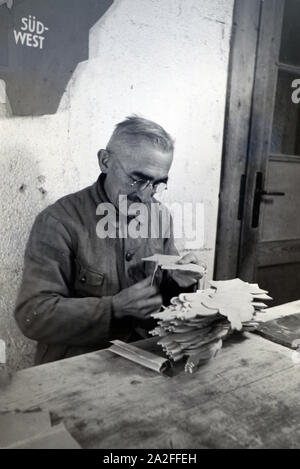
[74,260,106,297]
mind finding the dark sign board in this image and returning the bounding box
[0,0,113,115]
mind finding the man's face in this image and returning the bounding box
[101,139,173,214]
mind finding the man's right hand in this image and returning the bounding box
[112,276,162,320]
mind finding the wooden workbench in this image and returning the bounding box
[1,327,300,449]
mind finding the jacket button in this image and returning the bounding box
[126,251,134,262]
[80,276,86,283]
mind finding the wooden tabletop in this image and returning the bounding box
[1,332,300,449]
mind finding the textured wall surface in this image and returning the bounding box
[0,0,234,371]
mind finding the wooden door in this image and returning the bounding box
[215,0,300,306]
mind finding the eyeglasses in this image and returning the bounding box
[129,179,167,194]
[113,154,168,195]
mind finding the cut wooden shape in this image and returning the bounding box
[166,326,213,344]
[186,314,221,324]
[149,326,167,337]
[242,325,259,331]
[184,339,223,373]
[170,297,184,305]
[142,254,181,264]
[169,351,185,362]
[157,336,178,346]
[188,339,223,360]
[163,341,182,352]
[142,254,205,274]
[252,293,273,301]
[252,302,268,309]
[152,302,219,321]
[179,290,215,305]
[161,263,205,274]
[209,278,245,289]
[209,278,268,295]
[248,283,269,294]
[151,278,271,372]
[202,290,255,330]
[168,325,195,333]
[182,327,229,351]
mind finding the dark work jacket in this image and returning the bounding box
[14,174,195,365]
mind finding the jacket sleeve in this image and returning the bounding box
[14,211,114,347]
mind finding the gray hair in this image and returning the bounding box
[106,115,174,154]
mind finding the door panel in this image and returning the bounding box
[260,158,300,241]
[238,0,300,306]
[257,263,300,305]
[279,0,300,67]
[258,239,300,266]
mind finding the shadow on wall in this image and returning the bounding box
[0,0,113,116]
[0,149,50,371]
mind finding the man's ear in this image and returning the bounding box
[97,149,110,173]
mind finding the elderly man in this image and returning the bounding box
[15,116,205,364]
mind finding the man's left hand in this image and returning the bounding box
[170,252,207,288]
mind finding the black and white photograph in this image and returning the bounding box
[0,0,300,453]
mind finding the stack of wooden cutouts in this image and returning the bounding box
[150,278,272,373]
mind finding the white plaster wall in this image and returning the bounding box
[0,0,234,371]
